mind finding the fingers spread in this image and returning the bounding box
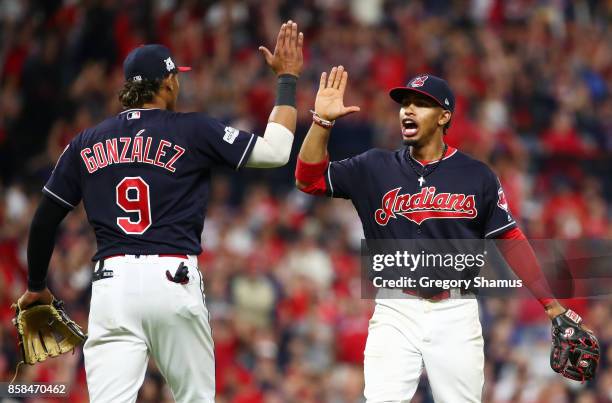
[327,66,338,88]
[333,66,344,89]
[281,20,292,54]
[281,23,290,52]
[275,23,286,54]
[258,46,273,63]
[319,72,327,91]
[289,21,298,50]
[338,70,348,93]
[340,105,361,118]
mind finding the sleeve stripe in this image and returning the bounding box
[485,221,516,238]
[236,133,255,170]
[327,163,334,197]
[43,187,76,209]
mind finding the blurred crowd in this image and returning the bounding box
[0,0,610,402]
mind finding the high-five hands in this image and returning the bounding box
[259,20,304,77]
[314,66,361,122]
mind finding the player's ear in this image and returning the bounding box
[172,74,180,92]
[439,110,451,127]
[163,74,177,93]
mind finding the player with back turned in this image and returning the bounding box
[295,67,599,401]
[15,21,303,403]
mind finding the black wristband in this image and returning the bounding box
[275,74,297,107]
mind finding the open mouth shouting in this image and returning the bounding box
[402,118,419,138]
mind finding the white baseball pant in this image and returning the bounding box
[83,255,215,403]
[364,290,484,403]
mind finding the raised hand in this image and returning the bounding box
[315,66,360,121]
[259,20,304,77]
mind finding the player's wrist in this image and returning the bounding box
[544,301,566,320]
[27,279,47,293]
[276,72,299,79]
[311,110,335,128]
[275,74,297,108]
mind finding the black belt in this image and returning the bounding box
[92,259,189,284]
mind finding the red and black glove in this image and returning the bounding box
[550,309,599,382]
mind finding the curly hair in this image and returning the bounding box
[118,78,164,108]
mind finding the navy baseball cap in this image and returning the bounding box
[389,74,455,112]
[123,44,191,82]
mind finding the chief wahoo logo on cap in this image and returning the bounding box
[410,76,429,87]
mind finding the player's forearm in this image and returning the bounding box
[294,123,331,194]
[497,227,561,314]
[298,122,331,163]
[245,75,297,168]
[268,105,296,133]
[267,74,298,133]
[26,195,70,291]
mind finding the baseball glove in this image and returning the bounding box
[12,299,87,365]
[550,309,599,382]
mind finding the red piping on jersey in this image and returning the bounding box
[296,152,555,309]
[410,146,457,166]
[496,227,554,307]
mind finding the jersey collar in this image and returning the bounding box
[119,108,161,114]
[405,145,457,167]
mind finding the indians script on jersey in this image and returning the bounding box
[375,186,477,226]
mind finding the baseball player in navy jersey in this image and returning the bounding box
[295,66,593,402]
[16,21,303,402]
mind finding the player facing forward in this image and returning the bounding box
[295,67,598,401]
[16,21,303,402]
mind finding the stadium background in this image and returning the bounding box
[0,0,610,402]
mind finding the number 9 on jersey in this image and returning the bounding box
[115,177,152,234]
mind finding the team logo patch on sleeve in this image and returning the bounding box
[497,187,509,212]
[223,126,239,144]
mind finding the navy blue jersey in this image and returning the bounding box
[44,108,256,260]
[324,146,516,239]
